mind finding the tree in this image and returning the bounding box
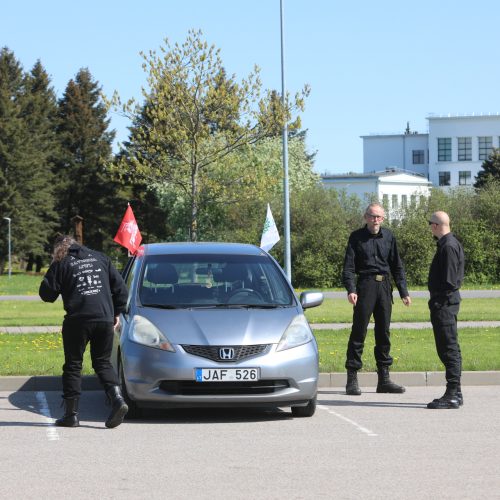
[474,148,500,188]
[0,49,57,272]
[111,30,308,241]
[55,68,124,251]
[289,186,361,287]
[23,60,60,270]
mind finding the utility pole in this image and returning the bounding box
[280,0,292,282]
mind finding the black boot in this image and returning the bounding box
[376,366,405,393]
[346,369,361,395]
[55,397,79,427]
[105,386,128,428]
[427,386,460,409]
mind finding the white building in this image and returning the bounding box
[321,170,431,217]
[361,113,500,188]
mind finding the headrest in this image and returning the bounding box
[221,265,248,283]
[145,263,178,285]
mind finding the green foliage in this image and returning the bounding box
[290,186,361,287]
[474,148,500,188]
[388,199,434,285]
[0,49,57,271]
[54,68,126,252]
[110,29,309,241]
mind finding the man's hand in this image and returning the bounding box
[348,292,358,306]
[402,296,411,307]
[114,316,121,329]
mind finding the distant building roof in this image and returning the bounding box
[321,168,428,181]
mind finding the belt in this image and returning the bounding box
[360,274,387,282]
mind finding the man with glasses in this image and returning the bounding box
[427,211,464,409]
[342,203,411,396]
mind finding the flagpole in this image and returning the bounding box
[280,0,292,283]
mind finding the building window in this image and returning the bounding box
[478,136,492,160]
[459,171,471,185]
[401,195,407,208]
[392,194,398,208]
[410,194,417,206]
[439,171,451,186]
[458,137,472,161]
[438,138,452,161]
[412,150,425,164]
[382,194,389,209]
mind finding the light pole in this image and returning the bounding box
[280,0,292,283]
[3,217,11,278]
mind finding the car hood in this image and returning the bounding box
[134,306,303,345]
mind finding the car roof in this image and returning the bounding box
[140,242,267,257]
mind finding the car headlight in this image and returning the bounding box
[276,314,313,352]
[129,315,175,352]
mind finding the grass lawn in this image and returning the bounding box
[0,301,65,326]
[305,297,500,323]
[1,327,499,376]
[0,272,44,295]
[0,332,92,376]
[315,327,500,373]
[0,296,499,327]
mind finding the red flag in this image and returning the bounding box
[114,204,142,254]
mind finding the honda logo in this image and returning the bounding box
[219,347,235,360]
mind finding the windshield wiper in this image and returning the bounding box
[208,304,286,309]
[141,303,180,309]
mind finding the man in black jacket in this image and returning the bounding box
[427,211,464,409]
[342,203,411,395]
[39,235,129,428]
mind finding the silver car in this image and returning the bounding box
[112,242,323,417]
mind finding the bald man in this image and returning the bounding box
[427,211,464,409]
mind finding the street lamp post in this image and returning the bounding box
[3,217,11,278]
[280,0,292,283]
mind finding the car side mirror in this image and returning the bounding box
[300,291,324,309]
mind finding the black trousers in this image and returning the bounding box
[429,293,462,389]
[345,277,393,371]
[61,319,119,399]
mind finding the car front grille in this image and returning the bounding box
[181,344,270,362]
[159,379,290,395]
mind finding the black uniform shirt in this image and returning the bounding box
[342,225,409,298]
[428,232,464,298]
[39,244,128,322]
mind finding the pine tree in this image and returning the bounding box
[55,68,123,250]
[0,48,56,271]
[23,60,59,269]
[474,148,500,188]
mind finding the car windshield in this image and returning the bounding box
[139,253,295,308]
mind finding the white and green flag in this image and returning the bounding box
[260,203,280,252]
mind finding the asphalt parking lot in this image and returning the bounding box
[2,385,499,499]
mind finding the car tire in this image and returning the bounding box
[291,396,317,418]
[119,358,142,419]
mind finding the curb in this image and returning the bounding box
[2,371,499,392]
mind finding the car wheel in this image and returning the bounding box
[291,396,316,418]
[119,358,142,419]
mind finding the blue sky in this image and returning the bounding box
[3,0,500,174]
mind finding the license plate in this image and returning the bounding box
[195,368,259,382]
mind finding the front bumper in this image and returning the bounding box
[121,340,318,409]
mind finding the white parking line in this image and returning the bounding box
[35,392,60,441]
[318,404,378,437]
